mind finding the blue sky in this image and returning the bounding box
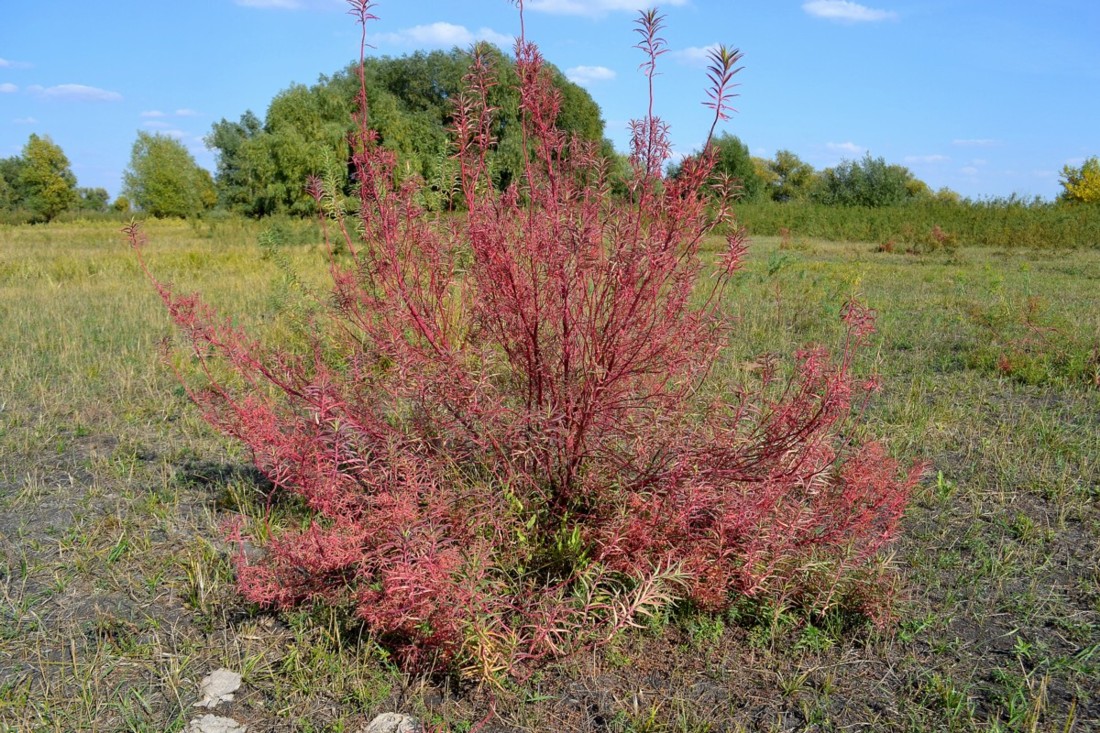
[2,0,1097,202]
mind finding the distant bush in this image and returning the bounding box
[812,154,920,208]
[133,3,919,681]
[736,199,1100,249]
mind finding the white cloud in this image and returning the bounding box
[566,65,616,84]
[952,138,997,147]
[803,1,898,23]
[143,109,198,119]
[827,141,865,155]
[28,84,122,102]
[379,22,511,49]
[904,154,949,164]
[527,0,688,16]
[671,44,722,68]
[0,57,32,69]
[13,117,37,124]
[960,166,979,176]
[0,83,17,93]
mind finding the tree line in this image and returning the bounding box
[2,45,1098,223]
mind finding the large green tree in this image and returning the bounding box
[123,132,216,218]
[18,134,77,222]
[205,110,266,213]
[767,149,817,202]
[206,46,608,215]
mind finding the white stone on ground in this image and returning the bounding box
[184,714,247,733]
[361,712,422,733]
[194,668,243,708]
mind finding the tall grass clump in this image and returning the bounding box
[129,0,921,681]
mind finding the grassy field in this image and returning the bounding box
[0,218,1097,732]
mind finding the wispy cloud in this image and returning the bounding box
[0,83,17,94]
[142,109,199,119]
[960,166,979,176]
[13,117,37,124]
[827,141,866,155]
[904,154,950,164]
[952,138,998,147]
[526,0,688,17]
[803,1,898,23]
[566,65,616,85]
[671,44,722,68]
[28,84,122,102]
[0,57,32,69]
[378,22,511,49]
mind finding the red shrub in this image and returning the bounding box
[129,0,921,680]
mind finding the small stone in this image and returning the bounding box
[194,668,243,708]
[184,714,247,733]
[361,712,423,733]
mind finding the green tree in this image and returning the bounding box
[18,134,77,221]
[813,153,921,207]
[76,187,110,212]
[933,186,961,204]
[0,170,11,211]
[123,132,215,218]
[768,149,817,202]
[0,156,26,211]
[205,111,265,213]
[709,133,765,201]
[1059,156,1100,204]
[205,47,609,215]
[671,133,765,201]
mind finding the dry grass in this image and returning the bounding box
[0,219,1097,731]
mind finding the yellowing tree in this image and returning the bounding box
[19,134,77,222]
[1060,156,1100,204]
